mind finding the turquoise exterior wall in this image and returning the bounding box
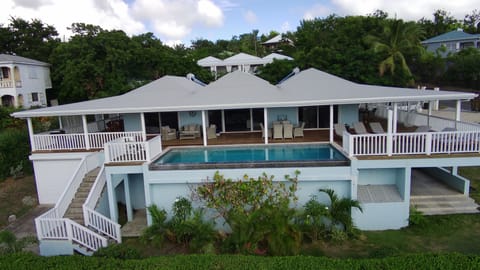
[95,189,110,218]
[122,113,142,131]
[421,167,470,195]
[267,107,298,125]
[178,111,202,128]
[338,104,359,126]
[39,240,74,256]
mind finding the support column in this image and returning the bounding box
[140,112,146,141]
[27,118,35,151]
[106,173,118,223]
[249,109,253,132]
[82,115,90,150]
[264,108,269,144]
[455,100,462,129]
[201,110,207,146]
[452,166,458,175]
[329,105,334,143]
[58,116,63,130]
[221,110,226,133]
[392,103,398,134]
[387,110,393,156]
[427,101,432,127]
[124,177,133,222]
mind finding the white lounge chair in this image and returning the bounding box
[353,122,369,134]
[294,122,305,138]
[369,122,385,134]
[334,123,347,137]
[207,124,217,139]
[273,124,283,140]
[414,125,431,132]
[283,123,293,139]
[260,123,272,138]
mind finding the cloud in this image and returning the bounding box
[303,4,332,20]
[12,0,52,9]
[331,0,479,21]
[131,0,224,40]
[281,21,290,32]
[244,10,257,24]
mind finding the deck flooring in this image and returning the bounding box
[357,185,402,203]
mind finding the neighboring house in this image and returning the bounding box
[0,54,51,108]
[12,68,480,256]
[261,34,294,51]
[421,29,480,57]
[197,52,293,78]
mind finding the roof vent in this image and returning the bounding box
[277,67,300,85]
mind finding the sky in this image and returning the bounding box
[1,0,478,46]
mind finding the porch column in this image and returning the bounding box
[58,116,63,130]
[201,110,207,146]
[82,115,90,150]
[249,109,253,132]
[387,110,393,156]
[427,101,432,127]
[329,105,334,143]
[221,110,226,132]
[392,103,398,134]
[124,177,133,222]
[27,118,35,151]
[264,108,269,144]
[140,112,147,141]
[106,173,118,223]
[455,100,462,129]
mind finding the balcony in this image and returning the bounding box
[0,80,21,88]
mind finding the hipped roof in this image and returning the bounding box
[12,68,476,118]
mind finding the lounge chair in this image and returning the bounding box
[414,125,431,132]
[161,126,177,141]
[369,122,385,134]
[283,123,293,139]
[260,123,272,138]
[441,127,457,132]
[207,124,217,139]
[294,121,305,138]
[334,123,347,137]
[353,122,369,134]
[273,124,283,140]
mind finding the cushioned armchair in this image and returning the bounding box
[161,126,176,141]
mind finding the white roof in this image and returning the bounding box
[0,54,50,66]
[263,53,293,61]
[262,35,293,45]
[197,56,222,67]
[222,52,266,65]
[12,68,476,118]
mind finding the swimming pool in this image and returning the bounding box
[150,144,349,170]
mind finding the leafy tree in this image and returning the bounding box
[463,9,480,34]
[256,59,298,84]
[366,19,425,86]
[319,188,362,234]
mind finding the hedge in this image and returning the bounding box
[0,252,479,270]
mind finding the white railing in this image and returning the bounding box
[0,80,13,88]
[32,131,144,151]
[56,153,101,217]
[34,152,108,253]
[345,130,480,157]
[83,166,122,243]
[33,133,86,151]
[89,131,143,149]
[146,135,162,161]
[104,135,162,163]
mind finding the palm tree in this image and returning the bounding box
[319,188,362,233]
[367,19,425,85]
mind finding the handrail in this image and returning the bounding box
[83,166,122,243]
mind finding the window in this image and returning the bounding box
[1,67,9,79]
[31,92,39,102]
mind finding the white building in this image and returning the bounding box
[0,54,52,108]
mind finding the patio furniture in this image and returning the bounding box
[334,123,347,137]
[441,127,457,132]
[294,121,305,138]
[207,124,217,139]
[283,123,293,139]
[273,124,283,140]
[414,125,431,132]
[353,122,369,134]
[260,123,272,138]
[369,122,385,134]
[180,124,200,140]
[161,126,177,141]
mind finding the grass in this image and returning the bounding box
[0,175,38,228]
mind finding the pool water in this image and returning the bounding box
[152,144,348,169]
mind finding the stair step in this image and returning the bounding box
[418,208,480,216]
[410,194,467,200]
[72,243,94,256]
[411,199,477,207]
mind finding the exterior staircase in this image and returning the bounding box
[64,167,101,225]
[411,194,480,215]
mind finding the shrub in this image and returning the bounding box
[0,128,31,180]
[93,243,142,259]
[409,206,427,227]
[0,230,37,254]
[140,205,168,247]
[297,196,329,242]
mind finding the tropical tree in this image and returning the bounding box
[366,19,425,86]
[319,188,362,233]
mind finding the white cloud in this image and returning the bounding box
[1,0,145,39]
[131,0,224,41]
[244,10,257,24]
[281,21,290,32]
[331,0,479,21]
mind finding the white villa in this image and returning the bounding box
[12,68,480,256]
[197,52,292,78]
[0,54,51,108]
